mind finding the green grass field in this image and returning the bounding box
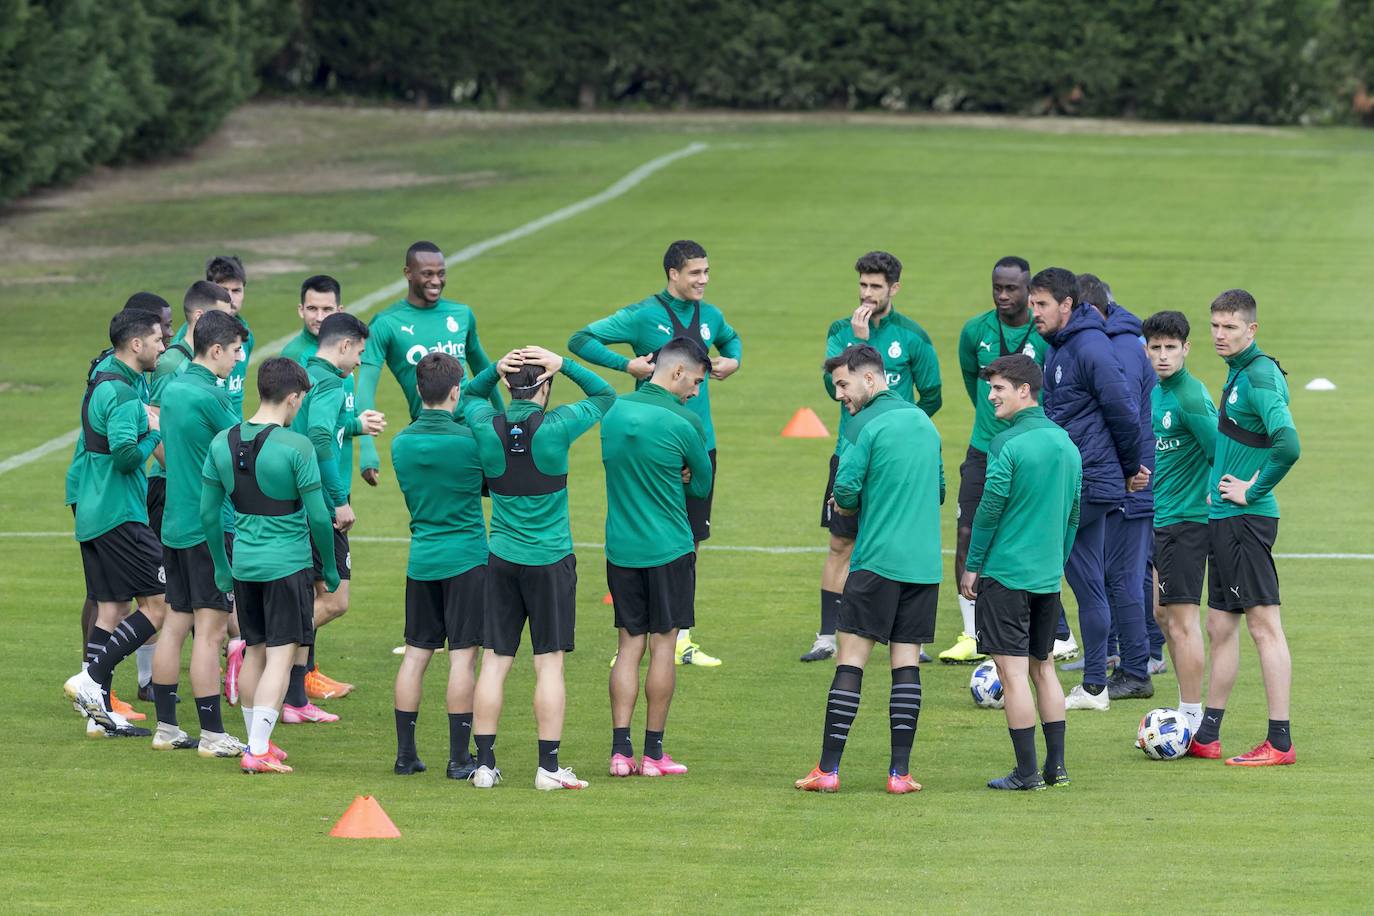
[1,103,1372,912]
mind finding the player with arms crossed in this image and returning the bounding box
[1142,311,1216,734]
[795,345,943,795]
[960,355,1081,790]
[569,240,741,667]
[465,346,615,790]
[804,250,941,663]
[1192,289,1300,766]
[390,352,490,779]
[201,358,340,774]
[601,338,715,777]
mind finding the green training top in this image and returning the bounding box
[74,356,161,542]
[568,290,742,451]
[1209,342,1300,520]
[65,351,150,506]
[1152,366,1217,528]
[391,409,489,580]
[201,422,336,584]
[146,340,194,480]
[600,382,714,568]
[965,406,1083,593]
[356,297,500,472]
[832,390,944,584]
[958,309,1049,452]
[290,356,350,510]
[464,359,616,566]
[824,309,942,456]
[159,363,239,548]
[282,328,362,501]
[169,317,253,418]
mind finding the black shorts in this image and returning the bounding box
[819,453,860,540]
[79,522,165,603]
[146,476,167,541]
[974,577,1060,660]
[1208,516,1280,612]
[1153,522,1208,606]
[235,569,315,647]
[484,554,576,656]
[838,570,938,645]
[607,553,696,636]
[164,541,231,613]
[957,445,988,530]
[686,449,717,543]
[405,567,486,650]
[311,526,351,581]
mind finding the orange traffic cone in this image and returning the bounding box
[781,407,830,438]
[330,795,401,839]
[602,593,614,605]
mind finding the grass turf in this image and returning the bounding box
[1,103,1371,912]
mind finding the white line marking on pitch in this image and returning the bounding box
[1,531,1368,561]
[0,142,709,476]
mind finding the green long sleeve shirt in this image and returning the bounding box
[464,359,615,566]
[159,363,239,548]
[146,340,194,480]
[282,328,363,498]
[391,410,489,580]
[74,356,162,542]
[66,351,150,506]
[600,382,714,568]
[824,309,942,456]
[957,309,1048,452]
[1209,342,1300,520]
[290,356,351,510]
[966,406,1083,593]
[1152,366,1217,527]
[168,318,252,418]
[568,290,742,451]
[832,390,944,584]
[356,297,500,472]
[201,422,336,586]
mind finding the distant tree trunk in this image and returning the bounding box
[495,84,512,110]
[578,80,597,109]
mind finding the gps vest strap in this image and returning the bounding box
[997,319,1036,357]
[652,294,705,359]
[1218,354,1286,449]
[487,412,567,497]
[80,371,131,455]
[169,341,192,361]
[227,425,303,516]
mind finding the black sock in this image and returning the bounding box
[820,590,841,636]
[1009,726,1038,778]
[612,726,633,758]
[86,611,156,684]
[644,729,664,760]
[307,642,316,670]
[819,664,862,772]
[538,739,560,772]
[285,664,308,708]
[195,694,224,734]
[395,709,418,759]
[1196,706,1225,744]
[1042,719,1066,772]
[1267,719,1292,752]
[1082,683,1105,696]
[152,681,179,727]
[449,713,473,764]
[475,733,496,769]
[86,626,113,666]
[888,666,921,776]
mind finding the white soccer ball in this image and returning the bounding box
[969,660,1004,709]
[1136,707,1193,760]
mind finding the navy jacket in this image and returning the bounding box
[1102,303,1156,519]
[1042,303,1140,505]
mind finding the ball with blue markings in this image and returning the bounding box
[969,660,1004,709]
[1136,707,1193,759]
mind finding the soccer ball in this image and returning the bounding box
[969,660,1004,709]
[1136,707,1193,760]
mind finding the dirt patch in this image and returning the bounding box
[241,259,311,277]
[0,230,376,268]
[0,274,80,286]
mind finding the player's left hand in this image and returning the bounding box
[496,349,525,375]
[357,409,386,436]
[519,346,564,383]
[681,465,692,484]
[709,357,739,381]
[1127,465,1152,492]
[959,571,979,601]
[1217,471,1258,506]
[361,467,380,487]
[828,496,855,517]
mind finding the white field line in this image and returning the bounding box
[0,142,710,476]
[0,530,1368,561]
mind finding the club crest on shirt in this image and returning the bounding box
[1228,388,1239,404]
[1022,343,1036,358]
[700,323,712,341]
[888,341,902,358]
[446,316,459,333]
[1055,365,1063,384]
[1162,410,1173,430]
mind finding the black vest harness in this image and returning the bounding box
[651,294,706,360]
[486,412,567,497]
[1218,354,1285,449]
[80,370,132,455]
[227,425,303,516]
[997,319,1036,357]
[169,341,192,361]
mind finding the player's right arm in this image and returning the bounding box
[965,444,1012,572]
[568,307,636,373]
[305,385,347,510]
[105,386,160,474]
[548,359,617,444]
[822,320,846,400]
[957,318,980,406]
[680,414,713,500]
[830,427,871,513]
[293,444,339,592]
[356,314,392,474]
[200,446,232,593]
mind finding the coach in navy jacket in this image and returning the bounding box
[1032,268,1144,707]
